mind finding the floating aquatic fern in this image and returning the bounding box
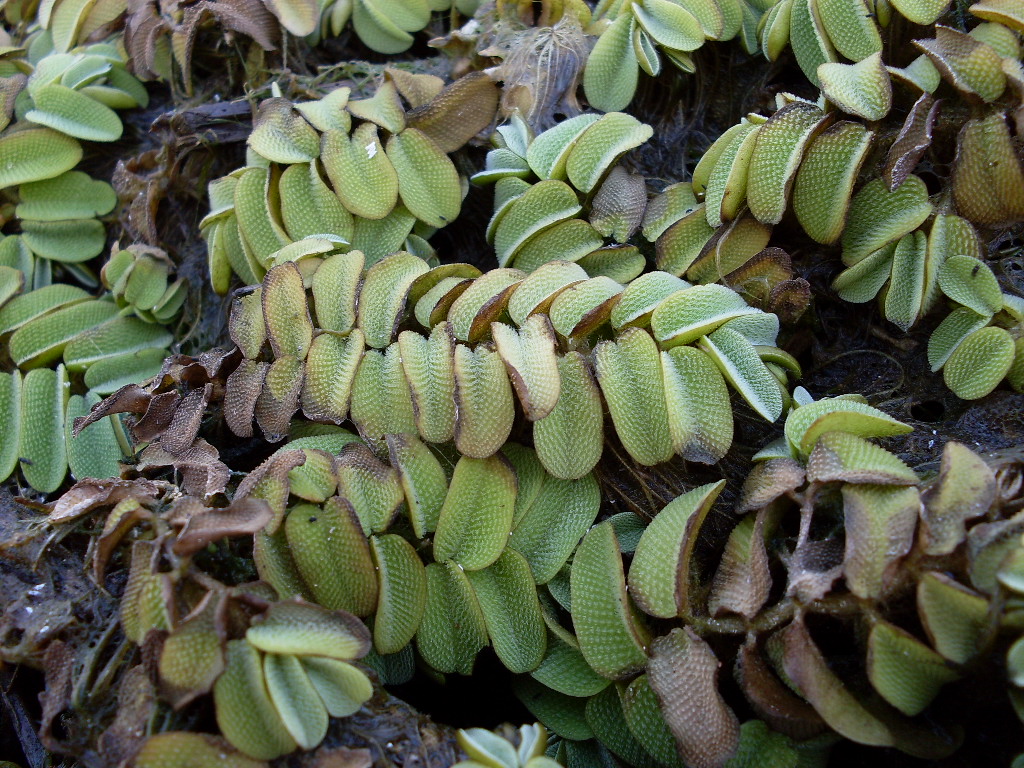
[0,39,182,494]
[517,395,1024,766]
[220,254,796,476]
[5,0,1024,762]
[203,76,499,289]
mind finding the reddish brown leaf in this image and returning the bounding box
[767,278,811,324]
[727,247,794,303]
[224,359,269,438]
[137,439,229,499]
[164,495,207,529]
[160,384,212,455]
[254,355,304,442]
[47,477,163,524]
[39,641,74,751]
[786,537,845,603]
[72,384,152,436]
[647,627,740,768]
[173,497,274,556]
[96,665,157,765]
[737,458,805,511]
[734,638,827,740]
[708,509,771,618]
[132,391,181,443]
[167,347,239,387]
[884,94,940,191]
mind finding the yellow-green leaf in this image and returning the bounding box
[434,454,517,571]
[371,533,429,654]
[570,522,649,679]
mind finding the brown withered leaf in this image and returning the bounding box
[254,355,304,442]
[734,638,827,740]
[137,439,230,499]
[707,509,771,618]
[160,384,213,455]
[647,627,740,768]
[164,495,207,528]
[95,498,155,582]
[173,497,273,555]
[767,279,811,324]
[132,391,181,443]
[723,248,810,322]
[590,166,648,243]
[175,10,208,92]
[96,664,157,765]
[163,348,239,388]
[48,477,164,524]
[884,94,940,191]
[112,148,164,244]
[225,359,270,438]
[159,98,254,147]
[785,537,844,603]
[124,0,166,81]
[737,458,805,511]
[73,384,152,436]
[727,247,793,303]
[158,590,228,709]
[407,72,501,154]
[224,581,277,637]
[235,448,306,532]
[481,16,589,131]
[126,0,279,90]
[39,641,75,752]
[185,0,279,78]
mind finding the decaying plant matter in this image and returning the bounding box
[1,0,1024,764]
